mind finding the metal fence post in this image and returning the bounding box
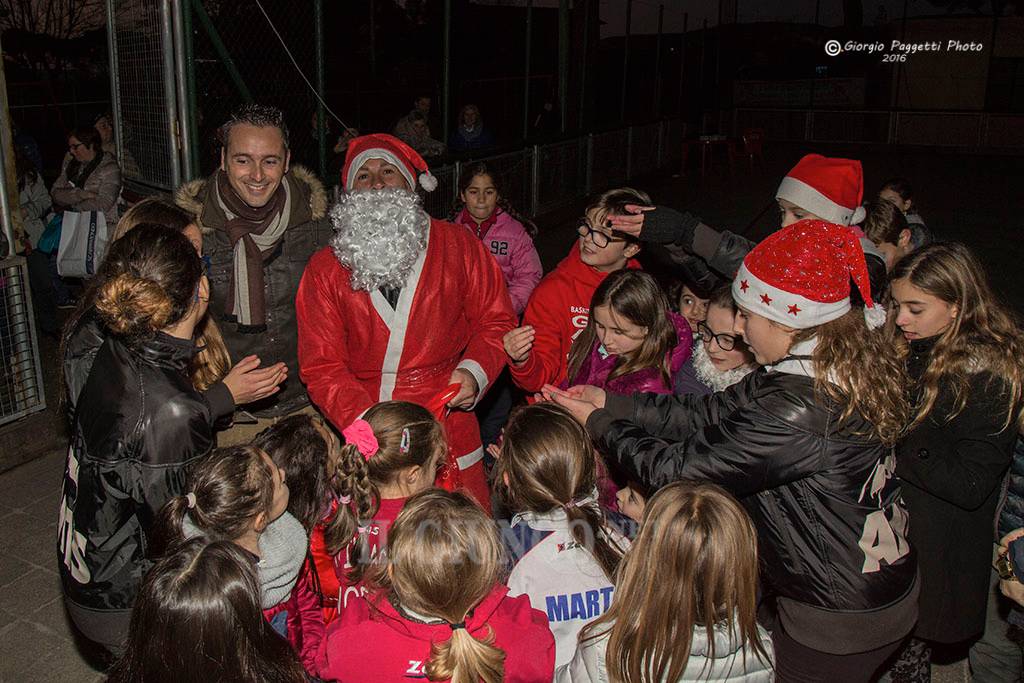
[105,0,125,168]
[159,0,182,188]
[585,134,594,195]
[453,160,462,206]
[171,0,194,181]
[314,0,326,180]
[656,119,665,168]
[626,126,634,180]
[530,145,541,217]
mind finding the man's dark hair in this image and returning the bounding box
[217,104,290,150]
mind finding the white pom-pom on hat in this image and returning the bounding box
[419,171,438,193]
[864,304,886,330]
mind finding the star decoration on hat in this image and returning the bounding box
[760,293,772,305]
[788,304,801,316]
[740,279,749,293]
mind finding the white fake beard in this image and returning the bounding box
[330,187,429,292]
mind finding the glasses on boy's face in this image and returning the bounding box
[697,321,741,351]
[576,219,627,249]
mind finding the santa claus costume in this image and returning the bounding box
[296,135,515,508]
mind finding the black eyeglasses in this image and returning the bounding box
[697,321,742,351]
[576,219,627,249]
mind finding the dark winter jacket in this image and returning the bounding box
[586,345,918,655]
[639,206,889,304]
[58,333,215,614]
[898,336,1017,644]
[62,309,234,422]
[175,166,330,417]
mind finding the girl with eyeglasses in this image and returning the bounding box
[675,284,758,397]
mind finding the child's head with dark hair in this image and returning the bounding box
[879,177,914,212]
[495,403,627,581]
[108,538,306,683]
[328,401,447,581]
[669,277,714,331]
[863,198,912,271]
[453,162,537,237]
[568,269,678,388]
[151,445,288,557]
[576,188,647,272]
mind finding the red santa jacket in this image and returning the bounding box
[296,219,516,506]
[510,246,641,393]
[315,584,555,682]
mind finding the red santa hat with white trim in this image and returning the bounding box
[776,153,866,226]
[342,133,438,193]
[732,219,885,330]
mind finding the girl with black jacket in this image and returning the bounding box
[886,243,1023,680]
[57,225,215,656]
[548,220,919,682]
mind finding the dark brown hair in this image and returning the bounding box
[108,538,306,683]
[151,446,276,557]
[333,401,447,582]
[89,223,203,340]
[218,103,290,150]
[581,481,770,682]
[863,198,909,247]
[889,242,1024,432]
[494,403,627,581]
[567,269,677,388]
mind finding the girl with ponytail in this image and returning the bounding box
[291,401,448,622]
[57,224,217,655]
[494,402,631,668]
[151,445,306,621]
[316,489,555,682]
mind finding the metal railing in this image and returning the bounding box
[420,118,683,220]
[732,108,1024,149]
[0,257,47,427]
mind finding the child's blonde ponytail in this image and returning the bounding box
[427,625,505,683]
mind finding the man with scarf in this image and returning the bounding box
[176,104,330,443]
[296,134,516,508]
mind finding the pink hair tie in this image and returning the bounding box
[338,495,352,506]
[343,419,379,461]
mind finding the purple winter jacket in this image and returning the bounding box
[457,208,543,315]
[566,312,693,394]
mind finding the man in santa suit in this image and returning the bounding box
[296,134,515,508]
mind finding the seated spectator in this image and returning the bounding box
[16,147,50,252]
[94,112,140,179]
[449,104,494,153]
[393,94,434,140]
[52,125,122,224]
[396,111,446,158]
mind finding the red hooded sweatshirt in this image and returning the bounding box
[316,584,554,682]
[510,246,641,393]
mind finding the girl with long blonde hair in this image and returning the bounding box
[315,489,555,682]
[549,220,919,681]
[884,242,1023,678]
[558,481,773,682]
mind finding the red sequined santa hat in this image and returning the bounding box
[776,153,866,226]
[342,133,438,193]
[732,219,884,330]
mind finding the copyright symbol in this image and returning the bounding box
[825,40,842,56]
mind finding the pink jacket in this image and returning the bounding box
[457,208,542,315]
[566,312,693,394]
[282,564,326,676]
[316,584,555,682]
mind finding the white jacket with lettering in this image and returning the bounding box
[503,501,631,668]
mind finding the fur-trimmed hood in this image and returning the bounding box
[174,164,328,234]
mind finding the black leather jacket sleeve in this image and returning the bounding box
[639,205,754,281]
[587,372,826,498]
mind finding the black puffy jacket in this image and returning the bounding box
[58,332,214,612]
[586,360,918,653]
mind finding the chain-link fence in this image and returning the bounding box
[421,118,682,221]
[108,0,178,191]
[0,257,46,427]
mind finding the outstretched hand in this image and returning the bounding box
[606,204,655,237]
[538,383,606,426]
[222,355,288,405]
